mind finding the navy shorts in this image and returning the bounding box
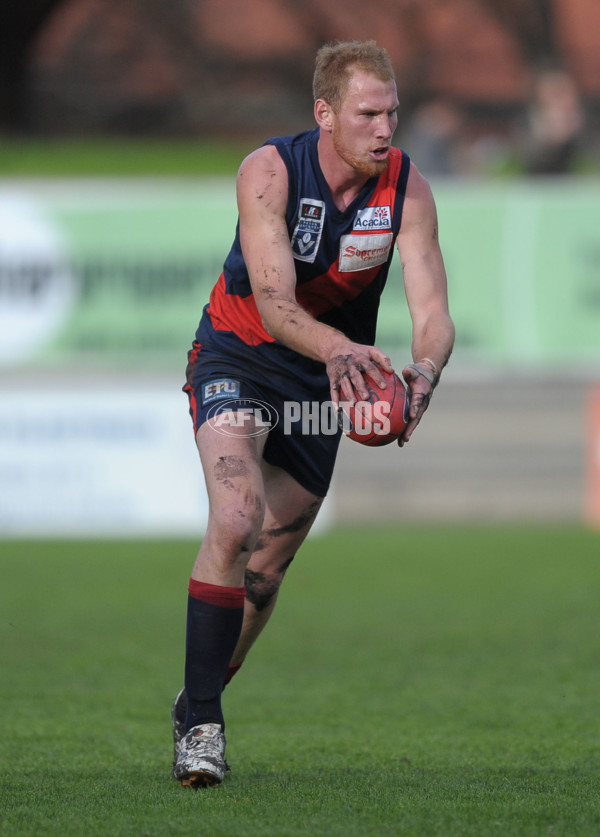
[183,343,342,498]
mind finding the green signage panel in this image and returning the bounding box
[1,178,598,370]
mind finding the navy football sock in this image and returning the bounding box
[184,579,245,732]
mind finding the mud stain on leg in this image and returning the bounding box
[244,569,281,612]
[214,456,250,481]
[254,499,322,551]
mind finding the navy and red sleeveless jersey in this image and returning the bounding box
[193,128,411,387]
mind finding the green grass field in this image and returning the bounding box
[2,138,598,178]
[0,139,250,177]
[1,526,599,836]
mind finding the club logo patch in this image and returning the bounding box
[338,233,394,272]
[353,206,392,231]
[291,198,326,263]
[202,378,241,405]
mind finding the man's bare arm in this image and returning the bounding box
[396,163,455,443]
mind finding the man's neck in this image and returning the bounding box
[316,133,370,212]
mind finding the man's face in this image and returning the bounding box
[331,70,399,178]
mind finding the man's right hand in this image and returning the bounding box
[326,342,393,406]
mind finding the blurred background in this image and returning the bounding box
[1,0,600,537]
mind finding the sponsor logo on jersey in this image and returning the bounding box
[353,205,392,231]
[202,378,241,405]
[291,198,326,263]
[338,232,394,272]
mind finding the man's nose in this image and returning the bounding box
[376,113,393,140]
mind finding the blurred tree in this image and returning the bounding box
[1,0,595,139]
[477,0,560,68]
[0,0,67,131]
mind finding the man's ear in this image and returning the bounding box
[314,98,334,132]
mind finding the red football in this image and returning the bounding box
[340,369,410,447]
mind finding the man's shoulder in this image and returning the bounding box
[262,128,318,151]
[239,129,317,176]
[243,129,319,197]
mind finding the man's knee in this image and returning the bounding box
[206,452,266,555]
[209,498,265,556]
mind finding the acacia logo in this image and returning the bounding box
[353,205,392,230]
[207,398,279,437]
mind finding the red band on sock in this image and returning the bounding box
[224,661,244,685]
[188,578,246,609]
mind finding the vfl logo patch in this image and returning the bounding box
[202,378,241,405]
[353,205,392,231]
[291,198,326,263]
[338,233,394,273]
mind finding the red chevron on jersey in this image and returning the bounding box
[207,273,275,346]
[295,259,383,317]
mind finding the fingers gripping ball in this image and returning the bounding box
[340,370,410,447]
